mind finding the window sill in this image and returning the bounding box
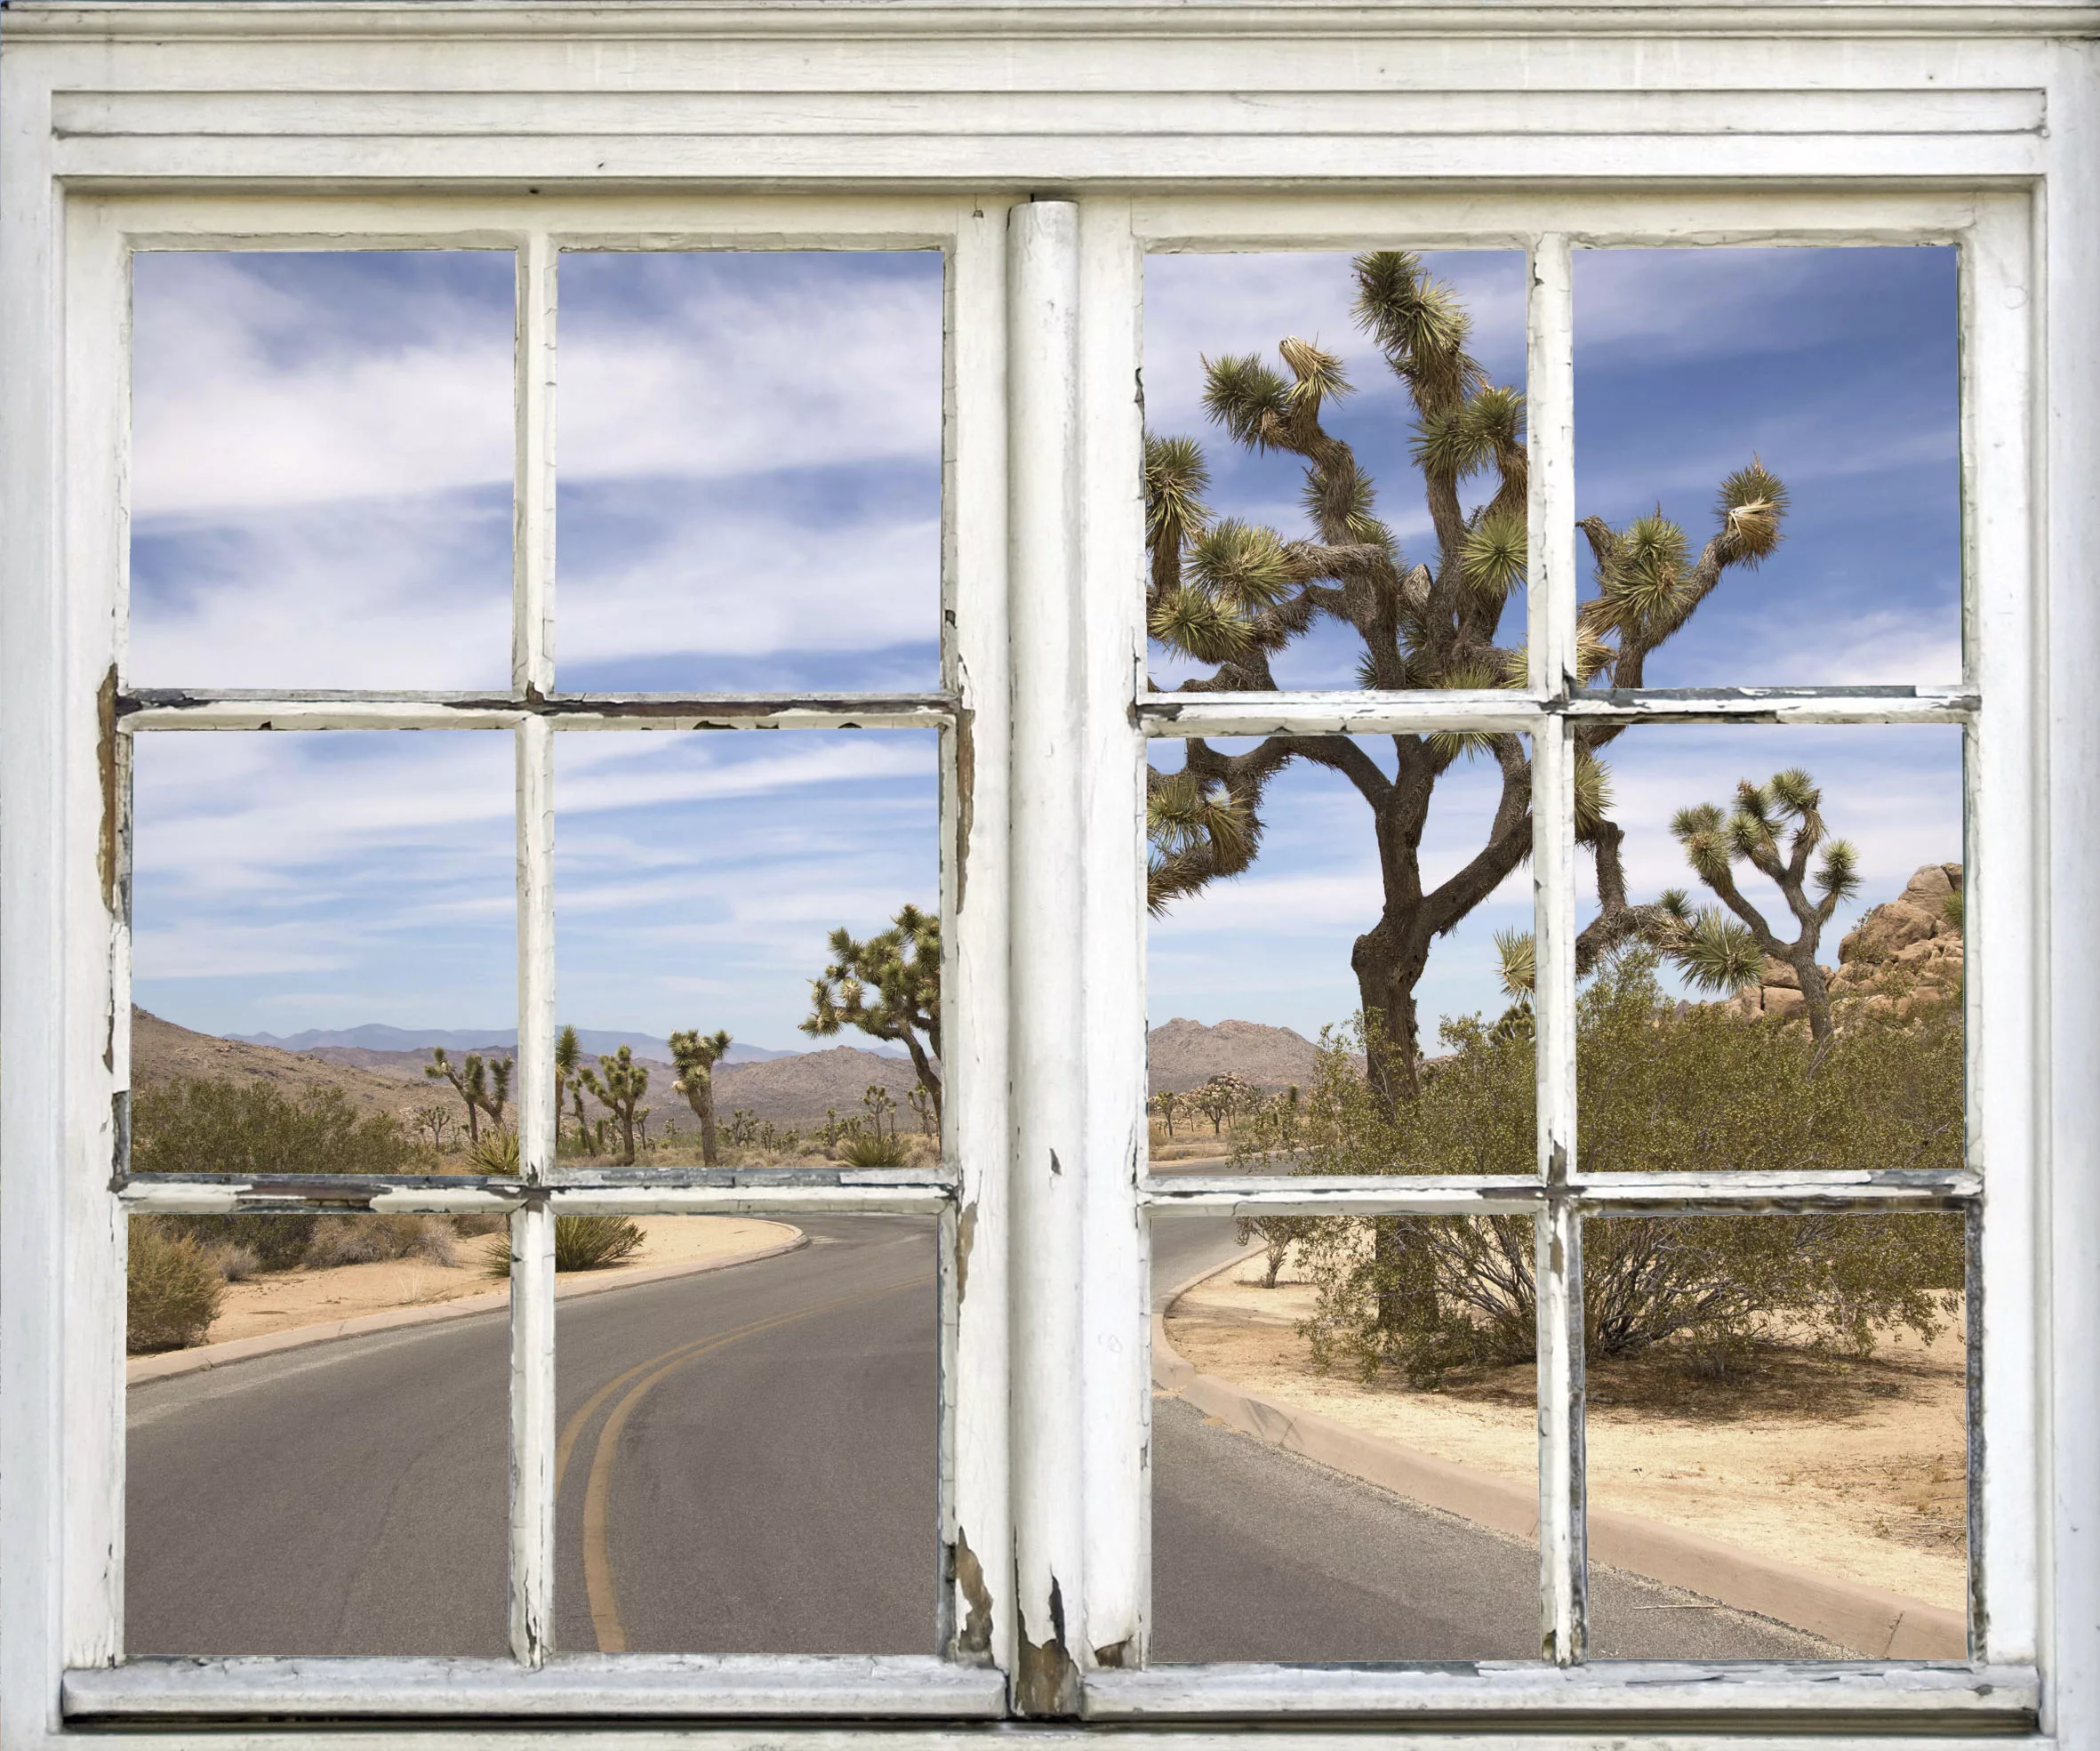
[1078,1659,2038,1731]
[62,1654,1007,1723]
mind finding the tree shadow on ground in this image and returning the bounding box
[1415,1336,1956,1426]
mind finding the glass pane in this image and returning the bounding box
[127,1214,509,1654]
[1574,246,1960,687]
[1582,1213,1969,1660]
[557,251,943,693]
[1574,724,1962,1123]
[553,730,940,1169]
[554,1213,938,1651]
[130,732,518,1172]
[1148,734,1533,1171]
[1150,1211,1538,1660]
[1143,250,1527,693]
[130,251,516,690]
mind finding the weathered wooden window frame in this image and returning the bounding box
[2,6,2096,1747]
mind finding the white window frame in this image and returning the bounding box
[1,5,2095,1747]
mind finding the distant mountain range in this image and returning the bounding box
[227,1024,811,1065]
[137,1010,1320,1141]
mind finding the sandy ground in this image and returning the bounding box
[1167,1262,1968,1610]
[201,1217,798,1346]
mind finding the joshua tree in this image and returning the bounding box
[803,903,942,1122]
[669,1028,733,1167]
[1150,1088,1184,1139]
[484,1056,513,1134]
[555,1025,582,1150]
[906,1084,937,1137]
[1666,767,1860,1042]
[1192,1071,1255,1136]
[1145,251,1787,1108]
[424,1047,487,1145]
[411,1103,454,1153]
[579,1045,649,1166]
[862,1082,899,1140]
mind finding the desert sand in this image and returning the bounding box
[1166,1261,1967,1610]
[201,1217,798,1347]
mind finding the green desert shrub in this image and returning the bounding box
[481,1215,645,1277]
[126,1218,224,1353]
[132,1076,427,1271]
[1270,951,1964,1387]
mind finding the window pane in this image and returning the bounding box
[1147,734,1533,1171]
[130,732,518,1172]
[552,730,940,1169]
[1574,247,1960,687]
[130,252,515,690]
[553,1214,939,1652]
[126,1214,509,1654]
[1573,724,1962,1165]
[1582,1213,1969,1660]
[1143,250,1527,694]
[1150,1211,1542,1661]
[556,252,943,694]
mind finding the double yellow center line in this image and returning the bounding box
[555,1275,931,1652]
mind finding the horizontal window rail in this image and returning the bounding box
[1078,1659,2036,1729]
[1142,1168,1980,1217]
[116,1166,958,1217]
[1137,685,1976,739]
[62,1654,1008,1723]
[116,688,958,733]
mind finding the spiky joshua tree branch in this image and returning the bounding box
[1146,250,1787,1104]
[802,903,942,1124]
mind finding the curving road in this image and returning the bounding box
[126,1209,1823,1665]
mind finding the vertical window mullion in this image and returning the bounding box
[1963,196,2040,1664]
[1074,197,1149,1675]
[940,198,1017,1675]
[1005,197,1086,1716]
[507,229,558,1667]
[1526,232,1587,1666]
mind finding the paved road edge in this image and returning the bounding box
[1153,1248,1964,1660]
[128,1227,811,1386]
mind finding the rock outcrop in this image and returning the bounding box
[1828,861,1964,1017]
[1728,861,1962,1022]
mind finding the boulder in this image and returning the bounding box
[1840,861,1964,967]
[1762,985,1808,1022]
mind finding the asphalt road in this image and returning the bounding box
[127,1209,1825,1664]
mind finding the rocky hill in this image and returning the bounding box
[1147,1016,1326,1095]
[132,1008,433,1123]
[132,1008,937,1136]
[710,1047,928,1127]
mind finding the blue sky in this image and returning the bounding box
[128,244,1960,1050]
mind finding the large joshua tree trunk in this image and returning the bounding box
[1141,251,1789,1358]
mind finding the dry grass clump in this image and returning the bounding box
[301,1214,459,1270]
[480,1215,645,1277]
[127,1218,224,1353]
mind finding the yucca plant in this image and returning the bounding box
[1146,251,1787,1106]
[481,1215,645,1277]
